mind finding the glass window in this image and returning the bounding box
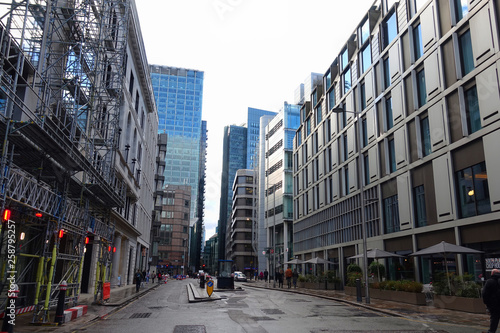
[364,154,370,185]
[456,162,490,218]
[341,48,348,70]
[344,167,349,195]
[306,117,311,136]
[413,23,423,61]
[383,58,391,89]
[386,97,393,130]
[361,44,372,74]
[362,118,368,147]
[361,19,370,44]
[421,116,431,156]
[459,30,474,76]
[454,0,468,22]
[383,194,400,233]
[360,83,366,110]
[325,72,331,89]
[328,88,336,110]
[344,67,351,94]
[416,68,427,107]
[388,138,396,173]
[316,106,322,124]
[465,85,481,134]
[413,185,427,227]
[383,11,398,49]
[343,134,348,162]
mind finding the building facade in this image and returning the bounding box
[264,102,301,275]
[246,108,277,169]
[230,170,258,276]
[218,125,248,260]
[293,0,500,284]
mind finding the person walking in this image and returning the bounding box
[259,271,264,281]
[292,269,299,288]
[264,269,269,283]
[157,272,162,284]
[285,267,293,289]
[483,269,500,333]
[277,269,284,288]
[151,272,156,284]
[134,269,142,292]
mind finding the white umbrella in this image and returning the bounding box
[410,241,483,293]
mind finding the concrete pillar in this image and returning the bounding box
[111,233,122,287]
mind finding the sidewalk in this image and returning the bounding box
[12,281,160,332]
[244,280,490,332]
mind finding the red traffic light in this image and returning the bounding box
[35,212,43,218]
[2,209,11,221]
[85,237,89,245]
[108,246,111,252]
[113,247,116,253]
[58,229,64,238]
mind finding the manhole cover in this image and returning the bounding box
[173,325,206,333]
[129,312,152,319]
[262,308,285,315]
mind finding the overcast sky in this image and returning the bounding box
[135,0,375,240]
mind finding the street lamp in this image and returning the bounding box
[332,107,370,304]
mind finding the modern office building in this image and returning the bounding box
[247,108,277,169]
[230,170,258,276]
[263,102,301,275]
[150,65,206,272]
[293,0,500,284]
[218,125,248,260]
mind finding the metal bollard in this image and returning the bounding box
[355,278,362,303]
[54,280,67,324]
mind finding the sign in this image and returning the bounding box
[206,280,214,297]
[262,251,266,255]
[486,258,500,270]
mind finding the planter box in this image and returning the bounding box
[434,295,486,314]
[369,288,426,305]
[297,281,305,288]
[326,282,341,290]
[344,286,365,297]
[303,282,326,290]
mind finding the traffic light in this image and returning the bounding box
[85,237,89,245]
[2,209,11,221]
[58,229,64,238]
[35,212,43,218]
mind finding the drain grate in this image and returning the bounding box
[173,325,206,333]
[129,312,152,319]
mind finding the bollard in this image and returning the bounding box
[199,273,205,288]
[1,285,19,333]
[355,278,362,303]
[54,280,67,324]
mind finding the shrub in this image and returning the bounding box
[326,270,341,284]
[432,272,481,298]
[369,261,385,280]
[374,280,423,293]
[347,263,362,274]
[297,275,306,282]
[305,274,317,283]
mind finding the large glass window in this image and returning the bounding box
[341,48,348,70]
[413,23,423,61]
[388,138,396,173]
[325,71,331,89]
[456,162,490,218]
[361,44,372,74]
[364,154,370,185]
[344,167,349,195]
[454,0,468,22]
[360,83,366,110]
[386,97,393,130]
[421,116,431,156]
[362,118,368,147]
[416,68,427,107]
[383,58,391,89]
[344,67,352,94]
[316,106,322,124]
[361,19,370,44]
[384,194,400,233]
[465,85,481,134]
[413,185,427,227]
[459,30,474,76]
[306,117,311,136]
[383,11,398,49]
[328,88,336,110]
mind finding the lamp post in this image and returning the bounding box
[332,107,370,304]
[183,238,187,276]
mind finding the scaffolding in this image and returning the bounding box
[0,0,130,324]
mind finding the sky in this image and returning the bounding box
[135,0,375,240]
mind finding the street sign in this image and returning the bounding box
[262,251,266,255]
[206,279,214,297]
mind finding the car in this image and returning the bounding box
[234,272,247,282]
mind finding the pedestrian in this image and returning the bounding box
[157,272,162,284]
[146,270,150,284]
[292,269,299,288]
[285,266,293,289]
[151,272,156,284]
[277,269,284,288]
[141,270,146,288]
[134,269,142,292]
[259,271,264,281]
[483,269,500,333]
[264,269,268,282]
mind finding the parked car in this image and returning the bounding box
[234,272,247,282]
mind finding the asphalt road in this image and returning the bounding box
[58,279,485,333]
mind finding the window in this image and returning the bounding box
[360,83,366,111]
[362,118,368,147]
[306,117,311,136]
[364,154,370,185]
[385,97,393,130]
[383,57,391,89]
[416,68,427,107]
[316,106,322,124]
[456,162,490,218]
[465,85,481,134]
[129,72,134,96]
[388,138,396,173]
[459,29,474,76]
[361,44,372,74]
[344,167,349,195]
[454,0,468,22]
[383,194,400,233]
[328,88,336,110]
[341,48,348,70]
[135,91,140,112]
[325,71,331,89]
[420,116,431,156]
[343,133,348,162]
[413,23,423,61]
[383,11,398,49]
[344,67,352,94]
[360,19,370,44]
[413,185,427,227]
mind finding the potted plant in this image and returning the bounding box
[326,270,341,290]
[432,273,485,313]
[369,261,385,282]
[345,263,364,296]
[297,275,306,288]
[369,280,426,305]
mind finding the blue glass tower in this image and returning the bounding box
[150,65,204,224]
[246,108,276,169]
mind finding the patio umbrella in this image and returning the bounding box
[348,249,404,280]
[410,241,483,293]
[285,259,305,264]
[305,257,335,265]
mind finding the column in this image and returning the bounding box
[111,233,122,287]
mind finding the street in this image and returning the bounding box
[48,279,485,333]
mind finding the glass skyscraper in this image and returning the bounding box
[150,65,205,224]
[246,108,276,169]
